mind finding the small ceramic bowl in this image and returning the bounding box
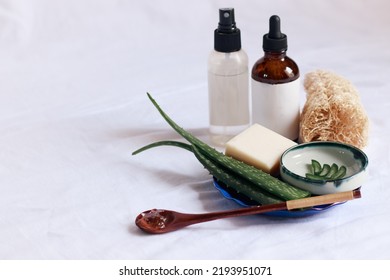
[280,141,368,195]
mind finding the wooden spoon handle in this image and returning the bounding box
[286,189,361,210]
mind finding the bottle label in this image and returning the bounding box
[251,78,300,140]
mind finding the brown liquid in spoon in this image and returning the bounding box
[136,209,174,232]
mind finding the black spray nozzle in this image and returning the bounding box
[214,8,241,52]
[263,15,288,52]
[218,8,236,33]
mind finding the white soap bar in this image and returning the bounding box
[225,123,297,175]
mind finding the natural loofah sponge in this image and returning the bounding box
[299,70,369,149]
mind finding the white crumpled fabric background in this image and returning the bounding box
[1,0,389,259]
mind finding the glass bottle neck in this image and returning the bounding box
[263,51,286,59]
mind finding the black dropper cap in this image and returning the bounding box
[214,8,241,52]
[263,15,288,52]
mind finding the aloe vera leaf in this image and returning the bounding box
[146,93,311,200]
[325,163,339,179]
[305,173,327,181]
[132,140,192,155]
[319,164,331,177]
[331,165,347,180]
[311,160,322,175]
[191,146,283,205]
[133,140,282,205]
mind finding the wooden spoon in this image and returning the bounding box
[135,189,361,234]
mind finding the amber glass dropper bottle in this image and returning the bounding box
[251,15,300,140]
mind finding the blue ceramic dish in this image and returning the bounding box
[213,178,342,217]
